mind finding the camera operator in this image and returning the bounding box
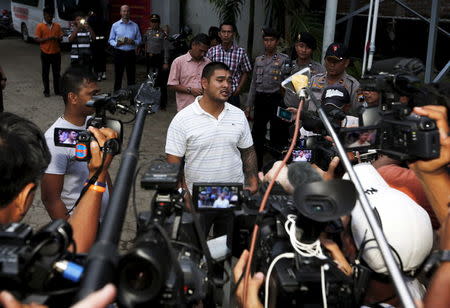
[68,13,95,71]
[409,105,450,308]
[0,283,116,308]
[41,67,111,222]
[234,159,433,307]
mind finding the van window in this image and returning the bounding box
[12,0,39,7]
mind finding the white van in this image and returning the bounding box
[11,0,82,42]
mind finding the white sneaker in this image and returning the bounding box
[102,72,106,80]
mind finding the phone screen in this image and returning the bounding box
[53,128,83,148]
[192,183,242,212]
[277,107,293,121]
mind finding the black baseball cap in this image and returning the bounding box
[321,85,350,108]
[150,14,160,22]
[295,32,317,50]
[325,43,350,61]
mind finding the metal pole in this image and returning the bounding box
[344,0,358,47]
[433,60,450,83]
[75,105,150,300]
[322,0,338,63]
[367,0,381,72]
[425,0,440,83]
[306,89,416,308]
[361,0,374,76]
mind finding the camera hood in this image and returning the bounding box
[294,179,357,222]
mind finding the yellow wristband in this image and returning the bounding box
[88,185,106,193]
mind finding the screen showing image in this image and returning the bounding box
[292,149,313,162]
[342,129,377,149]
[196,185,240,210]
[53,128,83,147]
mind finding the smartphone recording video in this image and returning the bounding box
[53,128,83,147]
[192,183,242,212]
[276,106,293,122]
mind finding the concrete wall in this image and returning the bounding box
[152,0,180,35]
[183,0,267,59]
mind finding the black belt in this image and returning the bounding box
[256,91,281,96]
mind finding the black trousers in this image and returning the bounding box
[113,49,136,91]
[41,52,61,95]
[0,89,3,113]
[92,39,106,73]
[146,53,168,109]
[199,212,234,249]
[252,92,289,170]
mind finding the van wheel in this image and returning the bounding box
[21,24,30,42]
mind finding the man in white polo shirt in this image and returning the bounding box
[165,61,258,245]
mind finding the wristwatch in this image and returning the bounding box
[439,250,450,262]
[187,87,192,94]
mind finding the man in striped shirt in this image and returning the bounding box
[206,22,252,108]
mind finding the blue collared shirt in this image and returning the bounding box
[108,19,142,51]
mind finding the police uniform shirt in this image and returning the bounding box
[247,53,290,108]
[308,72,360,113]
[284,60,325,108]
[145,28,169,62]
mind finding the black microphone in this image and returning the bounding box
[287,162,322,187]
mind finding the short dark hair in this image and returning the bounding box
[190,33,211,48]
[60,67,97,105]
[201,61,230,79]
[219,22,236,33]
[0,113,51,207]
[43,7,53,16]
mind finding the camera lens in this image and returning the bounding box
[122,260,154,292]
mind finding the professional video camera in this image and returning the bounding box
[340,58,440,161]
[235,163,360,307]
[115,160,212,307]
[0,220,83,306]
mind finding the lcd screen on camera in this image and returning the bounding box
[340,127,378,151]
[53,128,83,147]
[193,183,242,211]
[292,149,313,162]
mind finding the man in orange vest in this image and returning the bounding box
[35,7,63,97]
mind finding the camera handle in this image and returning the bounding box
[307,88,416,308]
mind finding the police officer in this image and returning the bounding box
[144,13,169,109]
[309,43,360,114]
[247,28,291,170]
[284,32,325,108]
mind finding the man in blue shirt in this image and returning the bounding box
[108,5,142,91]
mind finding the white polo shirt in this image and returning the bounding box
[165,96,253,192]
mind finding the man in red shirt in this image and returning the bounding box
[35,7,63,97]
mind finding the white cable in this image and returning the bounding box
[264,252,295,308]
[284,214,328,308]
[321,265,328,308]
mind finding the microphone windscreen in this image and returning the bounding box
[288,162,322,187]
[292,74,309,93]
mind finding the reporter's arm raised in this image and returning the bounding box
[68,127,117,253]
[409,106,450,225]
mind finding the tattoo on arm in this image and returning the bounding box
[240,145,258,181]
